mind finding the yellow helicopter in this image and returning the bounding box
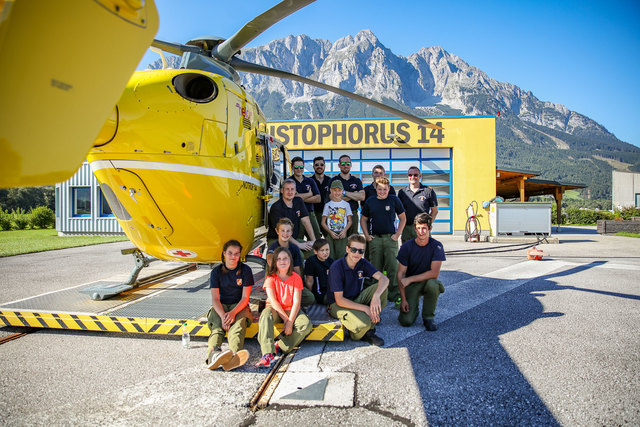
[1,0,440,263]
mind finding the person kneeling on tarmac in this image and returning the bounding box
[327,234,389,346]
[397,213,446,331]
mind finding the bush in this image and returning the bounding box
[565,208,613,225]
[0,209,12,230]
[29,206,55,229]
[11,208,30,230]
[616,206,640,220]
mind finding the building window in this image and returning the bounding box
[72,187,91,217]
[98,186,114,217]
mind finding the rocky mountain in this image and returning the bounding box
[148,31,640,199]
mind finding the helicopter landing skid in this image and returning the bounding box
[79,248,159,301]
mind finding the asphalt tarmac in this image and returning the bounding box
[1,227,638,426]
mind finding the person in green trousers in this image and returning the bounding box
[360,177,406,303]
[256,247,312,368]
[206,239,252,371]
[397,213,446,331]
[327,234,389,346]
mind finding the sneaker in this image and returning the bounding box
[207,348,233,370]
[424,319,438,331]
[274,340,282,356]
[222,349,250,371]
[256,352,276,368]
[362,329,384,347]
[394,297,402,308]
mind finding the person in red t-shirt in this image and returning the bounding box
[256,247,313,368]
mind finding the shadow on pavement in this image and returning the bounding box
[398,261,623,425]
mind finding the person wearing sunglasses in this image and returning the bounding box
[288,157,321,243]
[327,234,389,346]
[329,154,364,236]
[310,156,332,236]
[360,176,406,304]
[398,166,439,242]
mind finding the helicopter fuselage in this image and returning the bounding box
[87,69,276,263]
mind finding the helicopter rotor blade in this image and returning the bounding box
[230,57,442,129]
[214,0,316,63]
[151,39,202,57]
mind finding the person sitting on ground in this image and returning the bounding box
[321,180,352,259]
[304,239,334,305]
[327,234,389,346]
[206,239,252,371]
[397,213,446,331]
[266,218,315,307]
[257,247,313,368]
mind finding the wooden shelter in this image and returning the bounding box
[496,168,585,225]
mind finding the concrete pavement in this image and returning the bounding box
[0,227,638,425]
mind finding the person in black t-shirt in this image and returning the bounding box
[398,166,438,242]
[267,179,315,252]
[363,164,396,203]
[206,239,253,371]
[304,239,334,305]
[310,156,332,236]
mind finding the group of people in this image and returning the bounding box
[205,155,446,370]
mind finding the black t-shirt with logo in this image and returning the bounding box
[361,195,406,235]
[209,262,254,305]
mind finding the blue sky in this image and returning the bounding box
[138,0,640,147]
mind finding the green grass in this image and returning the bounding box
[0,229,129,257]
[563,189,583,201]
[615,232,640,238]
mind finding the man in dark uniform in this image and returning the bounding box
[288,156,321,241]
[363,164,396,202]
[398,166,438,242]
[397,213,445,331]
[360,176,406,303]
[267,179,315,252]
[327,234,389,346]
[329,154,364,236]
[310,156,332,237]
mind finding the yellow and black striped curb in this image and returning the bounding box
[0,310,344,341]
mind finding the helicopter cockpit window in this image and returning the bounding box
[173,73,218,103]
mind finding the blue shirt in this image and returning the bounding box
[267,241,303,268]
[362,195,405,235]
[397,237,446,277]
[209,262,254,305]
[327,256,378,305]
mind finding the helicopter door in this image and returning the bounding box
[98,166,173,238]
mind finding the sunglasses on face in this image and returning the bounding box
[348,246,365,254]
[314,163,324,167]
[339,162,351,166]
[293,165,305,170]
[408,173,420,177]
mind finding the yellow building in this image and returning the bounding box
[267,116,496,235]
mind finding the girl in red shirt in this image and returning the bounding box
[257,247,312,367]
